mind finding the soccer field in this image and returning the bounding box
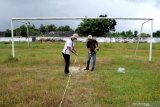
[0,42,160,107]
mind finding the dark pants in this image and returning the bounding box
[62,53,70,74]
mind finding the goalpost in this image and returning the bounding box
[10,17,153,62]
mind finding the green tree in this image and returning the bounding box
[32,24,35,29]
[5,29,11,37]
[46,24,57,32]
[14,24,39,37]
[28,28,39,36]
[153,30,160,37]
[28,24,39,36]
[76,14,117,36]
[109,32,119,37]
[57,25,73,31]
[141,33,150,37]
[126,30,133,37]
[120,31,126,37]
[134,30,138,37]
[19,25,27,37]
[39,24,46,34]
[14,28,21,37]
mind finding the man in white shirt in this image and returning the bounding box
[62,34,78,76]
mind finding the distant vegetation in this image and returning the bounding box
[5,24,74,37]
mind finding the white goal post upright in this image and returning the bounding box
[11,17,154,62]
[11,20,15,58]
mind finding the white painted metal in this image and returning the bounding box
[135,20,152,56]
[149,20,153,62]
[11,20,15,58]
[12,17,152,21]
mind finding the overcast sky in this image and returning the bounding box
[0,0,159,33]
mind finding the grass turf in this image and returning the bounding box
[0,42,160,107]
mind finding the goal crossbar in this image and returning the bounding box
[12,17,153,21]
[10,17,154,62]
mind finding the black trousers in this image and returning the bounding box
[62,53,70,74]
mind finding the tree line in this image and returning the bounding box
[5,24,73,37]
[4,14,160,37]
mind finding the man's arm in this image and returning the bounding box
[87,41,91,54]
[95,40,99,51]
[87,48,91,54]
[72,46,77,53]
[68,47,77,55]
[95,40,98,47]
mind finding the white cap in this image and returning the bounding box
[88,35,93,39]
[71,33,79,39]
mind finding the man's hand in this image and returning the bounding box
[95,47,99,51]
[89,52,92,57]
[75,52,78,56]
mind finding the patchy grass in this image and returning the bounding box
[0,42,160,107]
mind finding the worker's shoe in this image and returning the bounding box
[91,67,94,72]
[84,67,89,70]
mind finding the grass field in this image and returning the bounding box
[0,41,160,107]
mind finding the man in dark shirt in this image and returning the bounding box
[84,35,99,71]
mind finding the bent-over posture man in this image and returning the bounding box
[62,34,78,76]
